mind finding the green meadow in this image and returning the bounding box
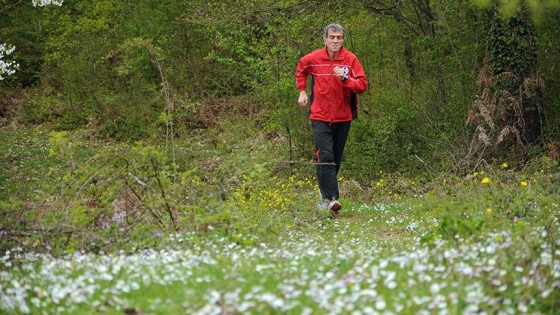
[1,126,558,314]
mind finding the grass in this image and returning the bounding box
[1,124,559,314]
[0,127,57,202]
[2,208,558,314]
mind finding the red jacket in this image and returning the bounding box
[296,47,368,122]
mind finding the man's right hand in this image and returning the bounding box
[298,91,308,107]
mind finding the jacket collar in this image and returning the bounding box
[322,46,346,60]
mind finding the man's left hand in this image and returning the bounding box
[333,66,347,81]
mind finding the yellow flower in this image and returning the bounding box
[481,177,491,184]
[520,181,528,187]
[473,172,479,177]
[502,162,508,169]
[487,208,493,213]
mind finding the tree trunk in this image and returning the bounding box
[466,4,545,165]
[485,5,543,146]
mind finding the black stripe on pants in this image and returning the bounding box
[312,120,351,201]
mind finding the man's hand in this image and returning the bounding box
[333,66,347,81]
[298,91,308,107]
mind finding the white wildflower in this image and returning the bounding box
[0,44,18,80]
[32,0,63,6]
[19,303,30,314]
[375,298,386,310]
[429,283,441,294]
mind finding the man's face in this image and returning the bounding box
[324,29,344,54]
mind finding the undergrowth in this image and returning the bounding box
[1,120,558,256]
[0,118,560,253]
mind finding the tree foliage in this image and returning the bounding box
[1,0,560,176]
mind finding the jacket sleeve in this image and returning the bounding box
[345,56,368,94]
[295,54,312,91]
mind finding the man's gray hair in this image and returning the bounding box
[323,23,345,40]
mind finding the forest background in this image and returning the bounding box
[1,0,560,247]
[2,0,560,171]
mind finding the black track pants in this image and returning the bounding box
[312,120,351,201]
